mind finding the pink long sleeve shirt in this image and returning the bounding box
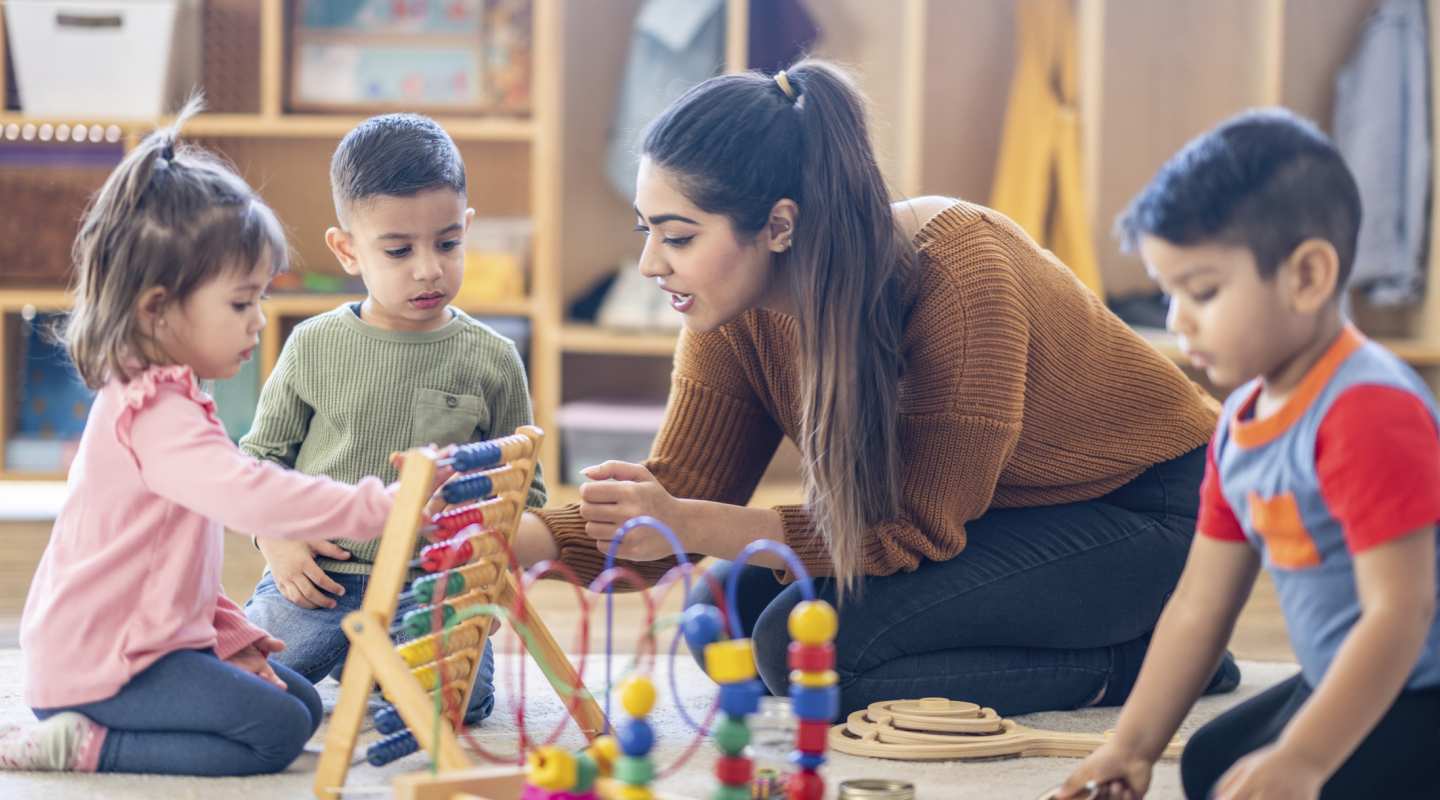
[20,366,396,708]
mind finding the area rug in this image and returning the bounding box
[0,648,1298,799]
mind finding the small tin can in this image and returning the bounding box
[838,779,918,799]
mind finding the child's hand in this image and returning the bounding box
[226,636,287,691]
[1056,741,1153,799]
[1213,744,1324,800]
[389,445,458,517]
[257,538,351,609]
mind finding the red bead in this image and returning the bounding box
[433,505,485,535]
[786,770,824,800]
[714,755,753,785]
[795,719,829,752]
[787,642,835,672]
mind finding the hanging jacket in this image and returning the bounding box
[1334,0,1431,306]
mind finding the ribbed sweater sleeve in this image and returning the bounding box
[535,328,784,584]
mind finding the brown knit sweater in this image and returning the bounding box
[537,201,1218,583]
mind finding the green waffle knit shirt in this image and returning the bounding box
[240,303,546,574]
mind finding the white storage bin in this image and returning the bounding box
[5,0,202,118]
[557,401,667,485]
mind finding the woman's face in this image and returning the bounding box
[633,158,792,333]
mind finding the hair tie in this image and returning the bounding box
[774,70,797,103]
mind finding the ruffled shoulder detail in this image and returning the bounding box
[119,365,215,415]
[112,366,221,453]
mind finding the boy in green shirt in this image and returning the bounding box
[242,114,544,724]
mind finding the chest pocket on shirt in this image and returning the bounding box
[1248,491,1322,569]
[412,388,488,447]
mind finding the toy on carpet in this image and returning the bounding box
[309,427,839,800]
[829,698,1185,762]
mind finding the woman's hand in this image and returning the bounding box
[578,461,685,561]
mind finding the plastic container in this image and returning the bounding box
[749,695,797,798]
[556,401,666,485]
[5,0,202,118]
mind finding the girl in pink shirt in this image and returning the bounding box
[0,103,406,776]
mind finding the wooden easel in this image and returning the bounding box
[313,427,608,800]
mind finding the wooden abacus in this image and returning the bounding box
[313,426,607,800]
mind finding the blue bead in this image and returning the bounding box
[373,704,405,735]
[366,730,419,766]
[789,751,826,771]
[616,718,655,757]
[442,473,493,504]
[452,441,501,471]
[790,685,839,722]
[680,604,725,650]
[718,680,763,717]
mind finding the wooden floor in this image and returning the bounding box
[0,519,1293,661]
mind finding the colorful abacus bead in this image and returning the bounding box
[366,729,419,766]
[447,440,502,471]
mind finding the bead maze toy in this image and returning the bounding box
[829,698,1184,761]
[310,428,840,800]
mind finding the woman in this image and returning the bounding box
[511,60,1236,716]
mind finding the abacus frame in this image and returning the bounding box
[312,427,607,800]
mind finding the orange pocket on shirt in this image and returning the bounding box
[1248,491,1321,569]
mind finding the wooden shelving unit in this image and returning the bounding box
[0,112,535,142]
[0,0,559,480]
[10,0,1440,500]
[558,324,678,357]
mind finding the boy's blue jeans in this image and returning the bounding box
[35,648,321,776]
[244,571,496,726]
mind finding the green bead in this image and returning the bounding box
[712,717,750,755]
[614,755,654,786]
[710,786,751,800]
[573,752,598,792]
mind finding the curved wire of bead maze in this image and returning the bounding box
[310,430,836,800]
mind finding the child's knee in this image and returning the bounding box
[1179,723,1229,800]
[251,697,317,773]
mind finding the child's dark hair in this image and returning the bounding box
[329,113,466,223]
[1117,108,1362,287]
[641,59,913,598]
[64,96,288,389]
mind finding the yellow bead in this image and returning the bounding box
[588,735,620,774]
[704,639,758,684]
[615,785,654,800]
[787,600,838,645]
[790,669,839,688]
[526,746,577,791]
[620,675,657,718]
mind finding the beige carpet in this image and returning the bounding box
[0,648,1298,799]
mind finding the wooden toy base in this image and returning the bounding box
[392,767,696,800]
[828,698,1185,762]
